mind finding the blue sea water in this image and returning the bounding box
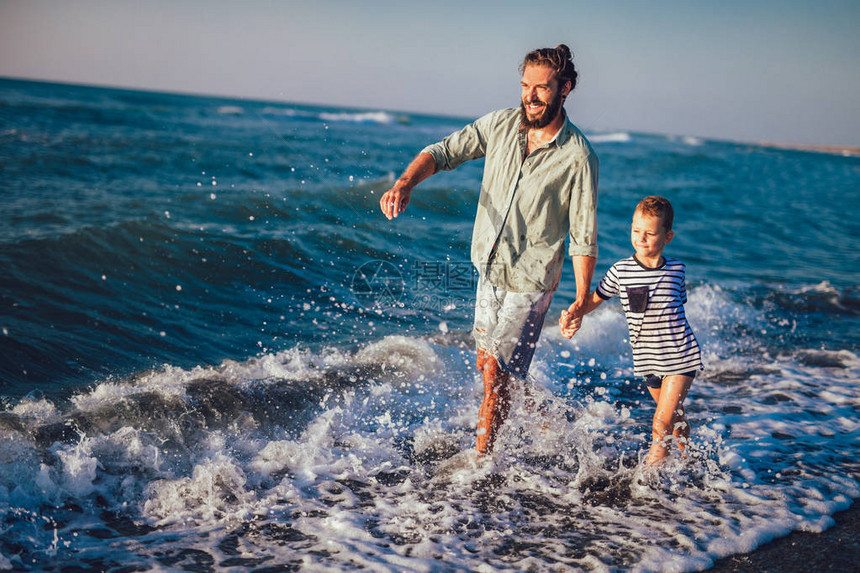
[0,78,858,571]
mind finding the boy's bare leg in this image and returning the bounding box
[646,374,693,465]
[475,356,511,454]
[673,401,691,452]
[650,389,691,452]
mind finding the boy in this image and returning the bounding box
[559,196,702,465]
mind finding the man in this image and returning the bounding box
[379,44,598,454]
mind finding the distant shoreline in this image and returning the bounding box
[756,141,860,157]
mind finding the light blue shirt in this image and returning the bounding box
[422,108,598,292]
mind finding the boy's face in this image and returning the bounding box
[631,210,674,261]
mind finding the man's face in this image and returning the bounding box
[520,64,569,128]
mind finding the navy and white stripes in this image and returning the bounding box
[596,256,703,377]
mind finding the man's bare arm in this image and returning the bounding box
[565,254,596,317]
[380,152,436,220]
[570,255,596,304]
[559,254,598,338]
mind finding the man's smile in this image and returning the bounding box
[525,100,547,115]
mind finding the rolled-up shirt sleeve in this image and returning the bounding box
[421,113,494,172]
[568,151,599,258]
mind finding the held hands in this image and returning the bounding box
[559,301,584,339]
[380,183,411,220]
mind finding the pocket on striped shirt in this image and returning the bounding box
[627,286,649,314]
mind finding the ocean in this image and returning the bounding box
[0,78,858,572]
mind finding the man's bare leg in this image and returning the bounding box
[475,356,511,454]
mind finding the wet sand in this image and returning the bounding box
[707,501,859,572]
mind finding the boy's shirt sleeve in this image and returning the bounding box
[595,263,619,300]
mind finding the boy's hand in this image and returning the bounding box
[559,309,582,339]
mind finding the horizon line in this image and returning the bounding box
[2,75,859,156]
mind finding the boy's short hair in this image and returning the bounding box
[635,196,674,231]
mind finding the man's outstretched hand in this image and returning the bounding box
[380,184,411,220]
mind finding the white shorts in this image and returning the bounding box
[472,274,555,378]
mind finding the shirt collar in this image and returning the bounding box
[554,111,574,147]
[518,110,573,149]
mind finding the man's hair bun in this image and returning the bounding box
[521,44,578,92]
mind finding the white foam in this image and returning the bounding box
[354,334,439,378]
[11,397,60,426]
[589,132,632,143]
[1,313,857,571]
[261,106,299,116]
[143,452,253,525]
[70,366,193,411]
[318,111,396,124]
[216,105,244,115]
[54,438,99,497]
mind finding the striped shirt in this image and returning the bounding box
[596,256,703,377]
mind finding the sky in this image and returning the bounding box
[1,0,859,147]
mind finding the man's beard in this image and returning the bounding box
[519,91,564,129]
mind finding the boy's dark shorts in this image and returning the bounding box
[643,371,697,389]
